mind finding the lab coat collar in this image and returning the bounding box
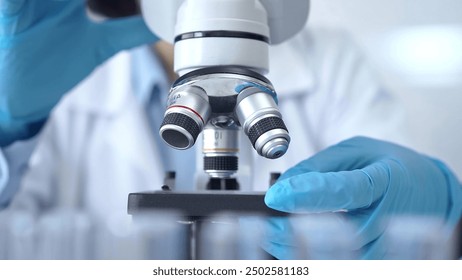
[64,50,135,115]
[130,45,171,107]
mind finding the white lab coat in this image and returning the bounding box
[9,28,407,218]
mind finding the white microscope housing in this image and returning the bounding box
[140,0,309,186]
[141,0,309,74]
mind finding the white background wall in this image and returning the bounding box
[308,0,462,177]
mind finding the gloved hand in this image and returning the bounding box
[264,136,462,259]
[0,0,158,146]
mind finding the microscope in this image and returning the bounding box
[127,0,310,259]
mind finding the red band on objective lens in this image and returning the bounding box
[168,105,205,124]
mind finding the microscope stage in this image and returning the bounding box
[128,190,286,218]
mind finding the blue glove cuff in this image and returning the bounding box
[429,158,462,229]
[0,118,46,147]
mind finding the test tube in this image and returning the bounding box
[0,211,36,260]
[35,210,95,260]
[97,211,186,260]
[382,215,451,259]
[290,213,359,259]
[197,213,266,260]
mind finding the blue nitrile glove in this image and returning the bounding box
[264,137,462,259]
[0,0,159,146]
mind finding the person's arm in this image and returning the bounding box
[0,0,158,146]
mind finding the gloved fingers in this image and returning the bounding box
[261,240,300,260]
[276,137,385,182]
[265,160,390,213]
[1,1,85,36]
[277,164,310,182]
[237,216,295,249]
[263,215,348,244]
[0,0,69,21]
[237,216,294,259]
[0,0,26,17]
[94,15,159,63]
[263,217,296,246]
[1,0,30,37]
[260,217,301,260]
[360,234,386,260]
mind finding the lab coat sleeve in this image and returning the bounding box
[306,30,409,149]
[7,122,59,213]
[0,137,38,209]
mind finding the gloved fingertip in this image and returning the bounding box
[97,16,159,59]
[264,184,277,204]
[264,182,289,211]
[264,193,276,208]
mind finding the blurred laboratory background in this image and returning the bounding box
[309,0,462,177]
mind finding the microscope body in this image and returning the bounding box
[128,0,309,259]
[140,0,309,188]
